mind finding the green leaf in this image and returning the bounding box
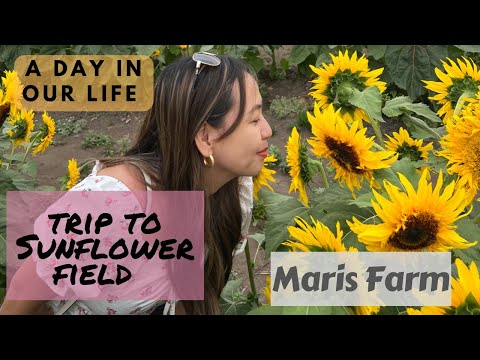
[373,157,421,192]
[279,58,289,71]
[249,233,265,246]
[131,45,162,56]
[199,45,215,52]
[243,52,264,74]
[453,45,480,53]
[347,191,374,208]
[2,153,27,162]
[297,54,318,77]
[289,45,313,66]
[18,160,38,178]
[0,141,10,150]
[315,52,330,68]
[367,45,387,60]
[0,170,16,193]
[247,305,350,315]
[307,182,373,249]
[220,278,255,315]
[262,191,309,255]
[378,306,406,315]
[452,218,480,268]
[81,45,103,55]
[401,114,443,140]
[220,278,243,301]
[1,45,35,69]
[424,153,448,174]
[35,185,57,191]
[382,96,442,123]
[348,87,384,123]
[454,292,480,315]
[2,169,35,190]
[384,45,448,100]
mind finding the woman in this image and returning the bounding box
[0,52,272,315]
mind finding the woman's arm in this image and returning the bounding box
[0,300,53,315]
[0,257,55,315]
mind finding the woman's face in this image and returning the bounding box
[209,74,272,179]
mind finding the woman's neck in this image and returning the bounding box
[203,167,235,195]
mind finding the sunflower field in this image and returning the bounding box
[250,46,480,315]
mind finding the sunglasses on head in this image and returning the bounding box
[191,52,221,95]
[192,51,221,75]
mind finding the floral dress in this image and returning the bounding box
[42,161,253,315]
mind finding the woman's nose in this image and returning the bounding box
[261,115,272,139]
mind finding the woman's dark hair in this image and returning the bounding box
[100,54,257,314]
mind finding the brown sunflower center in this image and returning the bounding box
[324,136,364,174]
[388,213,439,250]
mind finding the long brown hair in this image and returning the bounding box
[100,55,257,314]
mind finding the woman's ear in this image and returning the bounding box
[194,122,212,157]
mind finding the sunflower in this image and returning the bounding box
[385,127,433,162]
[6,108,35,148]
[347,169,477,252]
[150,49,162,58]
[385,127,433,179]
[65,158,80,190]
[437,98,480,203]
[262,276,271,305]
[407,258,480,315]
[307,104,397,197]
[0,88,8,127]
[32,112,56,155]
[309,49,386,127]
[423,57,480,122]
[253,154,277,200]
[352,306,380,315]
[283,217,384,313]
[285,127,310,206]
[1,70,23,115]
[283,216,358,253]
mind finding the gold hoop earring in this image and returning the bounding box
[203,154,215,167]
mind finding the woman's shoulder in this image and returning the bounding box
[72,160,148,192]
[96,162,147,191]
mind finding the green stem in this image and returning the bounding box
[372,143,386,151]
[19,132,41,167]
[5,141,14,170]
[453,90,475,117]
[253,238,265,266]
[369,117,385,148]
[268,45,277,79]
[319,161,329,189]
[311,159,329,188]
[244,238,258,305]
[318,160,330,189]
